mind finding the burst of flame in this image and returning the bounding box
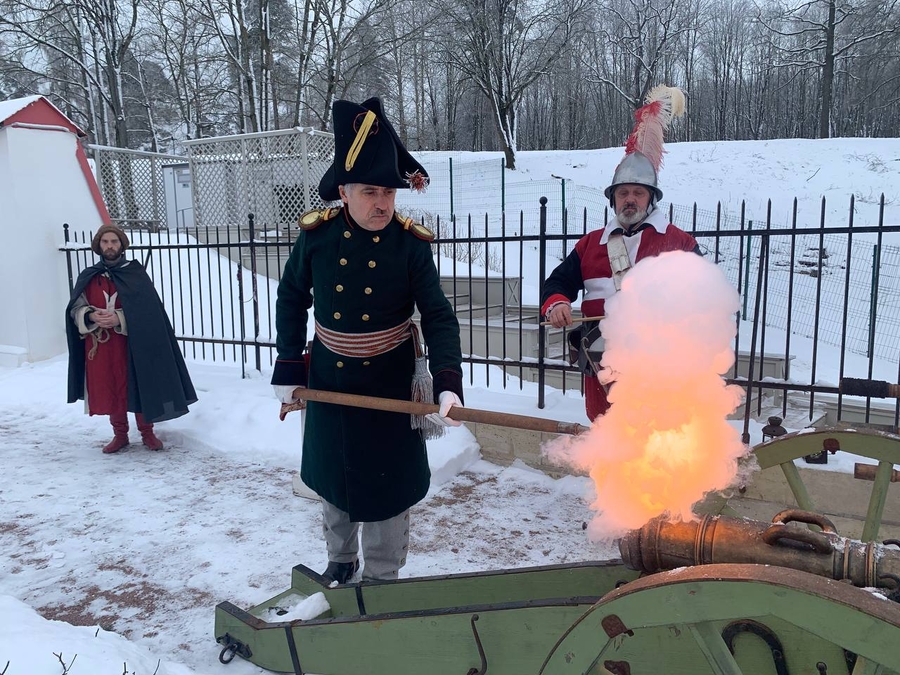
[545,251,748,540]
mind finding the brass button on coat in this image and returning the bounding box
[373,236,380,243]
[336,284,344,292]
[364,287,372,294]
[340,258,348,266]
[333,312,341,319]
[336,361,344,368]
[343,231,351,238]
[362,314,370,321]
[363,361,371,366]
[368,260,376,268]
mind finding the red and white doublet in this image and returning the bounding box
[541,208,700,420]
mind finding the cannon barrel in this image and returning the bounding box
[619,509,900,590]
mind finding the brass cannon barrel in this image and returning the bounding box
[618,509,900,590]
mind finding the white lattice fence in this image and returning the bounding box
[89,145,185,230]
[183,128,334,231]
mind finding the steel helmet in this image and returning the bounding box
[603,151,663,207]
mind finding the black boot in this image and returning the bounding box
[322,560,359,584]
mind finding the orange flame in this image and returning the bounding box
[545,251,747,539]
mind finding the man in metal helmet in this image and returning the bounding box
[604,151,662,227]
[539,89,701,421]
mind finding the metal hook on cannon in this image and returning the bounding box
[216,633,252,665]
[466,614,488,675]
[219,644,237,664]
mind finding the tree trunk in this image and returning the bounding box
[819,0,836,138]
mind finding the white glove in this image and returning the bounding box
[425,391,463,428]
[274,384,303,404]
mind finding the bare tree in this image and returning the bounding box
[581,0,696,110]
[309,0,409,130]
[140,0,232,140]
[438,0,587,168]
[758,0,900,137]
[0,0,140,147]
[198,0,261,133]
[285,0,323,126]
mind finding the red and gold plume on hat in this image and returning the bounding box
[405,170,429,193]
[624,85,686,173]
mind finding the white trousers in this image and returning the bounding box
[321,500,410,580]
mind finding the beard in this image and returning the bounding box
[101,248,122,261]
[616,207,648,228]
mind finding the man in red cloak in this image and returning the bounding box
[66,225,197,453]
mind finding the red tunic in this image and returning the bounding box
[82,274,129,415]
[541,210,699,420]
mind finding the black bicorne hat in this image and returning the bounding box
[318,97,429,202]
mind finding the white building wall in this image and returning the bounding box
[0,126,104,364]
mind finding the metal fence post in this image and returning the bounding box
[743,233,769,444]
[449,157,454,221]
[538,197,548,410]
[501,157,505,213]
[561,178,566,217]
[236,226,247,378]
[248,213,261,373]
[63,223,74,293]
[742,219,753,320]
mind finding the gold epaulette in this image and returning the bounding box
[396,212,435,242]
[298,207,341,231]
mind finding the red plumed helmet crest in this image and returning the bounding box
[605,85,686,203]
[624,85,686,173]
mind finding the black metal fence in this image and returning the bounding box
[61,196,900,434]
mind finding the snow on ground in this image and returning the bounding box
[1,339,892,673]
[0,358,614,675]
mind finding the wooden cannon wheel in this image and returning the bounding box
[539,563,900,675]
[752,427,900,542]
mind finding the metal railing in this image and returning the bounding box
[61,195,900,436]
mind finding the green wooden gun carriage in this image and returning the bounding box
[215,425,900,674]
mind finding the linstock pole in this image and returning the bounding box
[283,388,590,436]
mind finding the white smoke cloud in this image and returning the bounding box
[544,251,748,540]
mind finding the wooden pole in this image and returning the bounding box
[282,388,590,436]
[539,315,605,327]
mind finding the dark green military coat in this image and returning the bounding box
[273,207,463,522]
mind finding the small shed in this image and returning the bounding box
[0,95,111,365]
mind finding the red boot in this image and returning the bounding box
[102,412,130,454]
[136,413,164,451]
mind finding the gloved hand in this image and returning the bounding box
[274,384,303,404]
[425,391,463,427]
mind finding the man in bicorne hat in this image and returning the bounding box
[66,224,197,452]
[272,97,464,584]
[541,86,700,422]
